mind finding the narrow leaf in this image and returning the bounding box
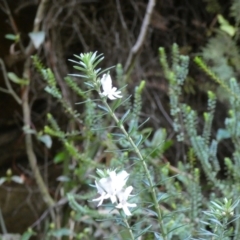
[120,109,130,124]
[135,134,143,147]
[98,104,109,112]
[5,34,18,41]
[134,225,152,238]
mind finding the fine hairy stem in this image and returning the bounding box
[102,98,167,240]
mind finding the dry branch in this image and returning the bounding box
[124,0,156,78]
[22,0,55,209]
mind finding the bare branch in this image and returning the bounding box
[22,0,55,210]
[2,0,25,54]
[124,0,156,78]
[0,58,22,104]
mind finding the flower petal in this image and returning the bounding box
[100,74,122,100]
[93,194,107,206]
[101,74,112,92]
[122,205,132,216]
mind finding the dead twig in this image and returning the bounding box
[22,0,55,209]
[0,58,22,104]
[124,0,156,79]
[1,0,25,54]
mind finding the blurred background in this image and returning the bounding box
[0,0,236,237]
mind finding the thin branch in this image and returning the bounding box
[22,0,55,209]
[124,0,156,78]
[25,0,49,56]
[116,0,132,48]
[0,58,22,104]
[0,208,7,234]
[0,87,10,94]
[2,0,25,54]
[152,91,173,127]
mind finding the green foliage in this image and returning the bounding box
[203,0,221,13]
[230,0,240,26]
[159,42,240,239]
[159,44,189,141]
[32,56,82,123]
[197,198,239,239]
[199,5,240,105]
[29,44,240,239]
[26,18,240,238]
[5,1,240,239]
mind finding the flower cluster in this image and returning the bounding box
[93,169,136,216]
[100,74,122,100]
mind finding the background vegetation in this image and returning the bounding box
[0,0,240,239]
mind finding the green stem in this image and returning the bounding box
[122,214,135,240]
[102,98,167,240]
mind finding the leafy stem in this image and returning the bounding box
[102,98,167,240]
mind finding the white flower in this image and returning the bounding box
[92,180,109,206]
[116,186,136,216]
[100,74,122,100]
[93,170,129,206]
[109,169,129,192]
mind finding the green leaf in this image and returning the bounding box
[69,73,90,79]
[20,229,36,240]
[5,34,19,41]
[7,72,29,85]
[217,14,236,36]
[216,128,231,141]
[98,65,116,76]
[135,134,143,147]
[120,109,130,124]
[111,93,130,112]
[48,228,74,237]
[44,86,62,99]
[97,104,109,112]
[157,192,170,202]
[138,117,150,129]
[54,151,68,163]
[134,225,152,238]
[84,82,94,88]
[38,134,52,149]
[151,128,166,146]
[72,65,86,72]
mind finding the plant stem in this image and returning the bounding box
[102,99,167,240]
[0,208,7,234]
[123,214,135,240]
[22,84,55,208]
[0,58,22,104]
[2,0,25,54]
